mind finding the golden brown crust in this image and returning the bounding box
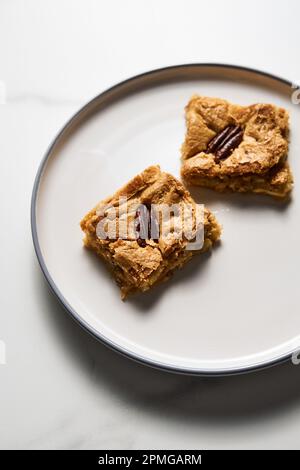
[80,165,221,299]
[181,96,293,198]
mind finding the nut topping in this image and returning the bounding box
[135,204,159,247]
[206,125,244,162]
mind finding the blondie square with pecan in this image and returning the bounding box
[181,96,293,198]
[80,165,221,299]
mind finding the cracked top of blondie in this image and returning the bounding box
[80,165,221,298]
[181,95,293,198]
[181,95,289,176]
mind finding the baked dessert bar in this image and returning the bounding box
[80,165,221,299]
[181,96,293,198]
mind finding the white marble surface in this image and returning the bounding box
[1,0,300,449]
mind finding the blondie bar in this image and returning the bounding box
[181,96,293,198]
[80,166,221,299]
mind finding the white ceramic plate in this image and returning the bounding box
[31,64,300,375]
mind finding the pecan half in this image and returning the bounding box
[135,204,159,247]
[206,125,244,163]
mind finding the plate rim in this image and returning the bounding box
[31,62,297,376]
